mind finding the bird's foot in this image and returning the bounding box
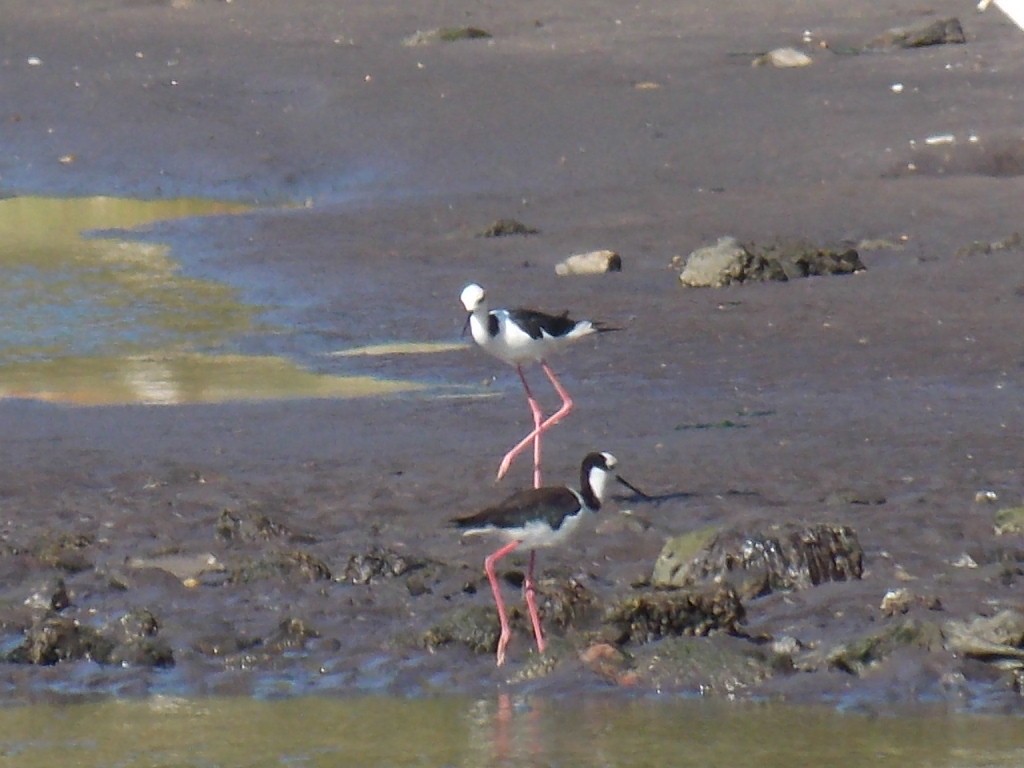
[495,629,511,667]
[495,455,514,483]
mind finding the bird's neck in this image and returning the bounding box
[465,308,488,344]
[580,468,607,511]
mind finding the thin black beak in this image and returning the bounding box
[461,313,471,338]
[616,474,651,500]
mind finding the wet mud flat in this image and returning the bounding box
[1,0,1024,711]
[2,307,1024,709]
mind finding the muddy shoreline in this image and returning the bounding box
[2,0,1024,708]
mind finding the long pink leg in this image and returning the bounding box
[496,361,574,485]
[523,549,546,655]
[514,365,544,488]
[485,540,521,667]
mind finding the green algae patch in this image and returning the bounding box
[0,353,427,405]
[0,196,429,404]
[0,196,255,361]
[650,527,719,586]
[994,506,1024,536]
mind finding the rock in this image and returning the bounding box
[604,585,745,644]
[423,576,594,657]
[652,523,863,599]
[35,533,94,574]
[994,506,1024,536]
[866,17,966,49]
[678,237,865,287]
[108,637,175,668]
[405,573,431,597]
[509,646,562,681]
[752,47,813,68]
[423,605,501,655]
[944,610,1024,663]
[823,487,887,506]
[555,249,622,276]
[880,588,914,616]
[126,552,225,584]
[957,232,1024,258]
[476,218,539,238]
[629,634,779,693]
[194,630,260,657]
[115,608,160,640]
[229,550,332,583]
[594,510,651,536]
[437,27,491,42]
[751,240,864,279]
[952,552,979,569]
[827,617,945,675]
[7,615,114,666]
[402,27,491,46]
[216,508,313,543]
[212,618,321,669]
[579,643,639,686]
[23,577,71,612]
[890,137,1024,180]
[771,635,803,656]
[651,528,718,586]
[856,237,905,252]
[960,544,1024,570]
[342,546,433,585]
[90,609,175,668]
[536,577,596,629]
[263,617,319,655]
[679,236,784,287]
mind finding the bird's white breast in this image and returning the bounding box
[470,310,568,365]
[515,510,587,549]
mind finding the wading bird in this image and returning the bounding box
[452,451,646,666]
[460,283,616,487]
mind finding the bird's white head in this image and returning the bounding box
[460,283,486,313]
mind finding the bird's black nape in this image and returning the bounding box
[580,451,611,472]
[461,314,472,338]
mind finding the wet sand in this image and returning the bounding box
[2,0,1024,707]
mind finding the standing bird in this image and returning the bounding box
[460,283,616,488]
[452,451,646,666]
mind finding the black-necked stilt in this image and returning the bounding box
[452,451,646,667]
[460,283,616,488]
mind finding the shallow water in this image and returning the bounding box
[0,695,1021,768]
[0,196,437,404]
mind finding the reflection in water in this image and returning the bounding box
[460,696,1024,768]
[0,196,429,404]
[0,695,1021,768]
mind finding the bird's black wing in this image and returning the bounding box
[452,486,580,531]
[506,308,577,340]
